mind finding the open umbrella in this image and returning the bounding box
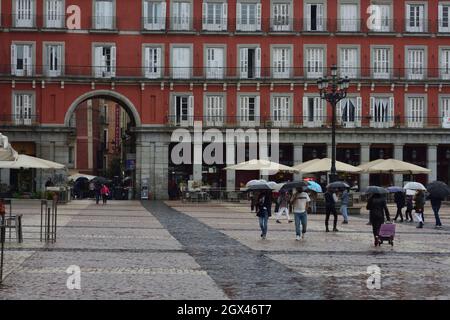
[327,181,350,190]
[68,173,97,181]
[92,177,111,185]
[0,154,65,169]
[404,182,426,191]
[247,183,273,191]
[0,133,18,161]
[307,181,323,193]
[360,159,431,175]
[225,159,299,173]
[297,158,362,174]
[280,181,308,192]
[387,186,403,193]
[362,186,388,195]
[427,181,450,199]
[246,179,267,188]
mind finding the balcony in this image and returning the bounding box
[0,114,39,127]
[141,17,166,32]
[91,16,117,32]
[11,14,37,29]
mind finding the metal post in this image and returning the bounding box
[1,215,5,284]
[46,207,51,243]
[330,100,338,183]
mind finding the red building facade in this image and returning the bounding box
[1,0,450,198]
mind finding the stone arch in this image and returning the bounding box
[64,90,141,127]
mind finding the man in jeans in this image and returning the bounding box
[429,195,443,229]
[340,189,350,224]
[291,188,310,241]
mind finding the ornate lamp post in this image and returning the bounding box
[317,65,350,183]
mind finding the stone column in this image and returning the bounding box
[327,144,333,159]
[360,143,370,190]
[259,130,269,181]
[153,142,169,200]
[293,143,303,181]
[394,143,404,186]
[136,137,152,199]
[226,142,235,191]
[427,144,438,183]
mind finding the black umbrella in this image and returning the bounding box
[92,177,110,185]
[362,186,388,195]
[326,181,350,190]
[427,181,450,199]
[247,183,273,191]
[280,181,308,192]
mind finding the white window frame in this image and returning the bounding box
[93,44,117,78]
[44,0,64,28]
[439,2,450,33]
[236,1,261,32]
[14,0,35,28]
[305,46,326,79]
[338,1,359,32]
[304,1,326,31]
[271,46,292,79]
[171,45,192,79]
[143,1,166,30]
[406,47,426,80]
[93,0,115,30]
[11,42,34,77]
[405,2,426,33]
[172,94,194,126]
[172,1,192,31]
[440,96,450,127]
[440,47,450,80]
[238,45,261,79]
[371,46,392,79]
[369,2,392,32]
[143,45,163,79]
[303,96,325,127]
[238,95,260,127]
[406,95,426,128]
[205,45,226,79]
[370,96,394,128]
[338,97,362,128]
[338,46,359,79]
[271,1,292,32]
[271,95,292,127]
[204,94,225,126]
[203,1,227,31]
[12,92,34,126]
[44,42,64,77]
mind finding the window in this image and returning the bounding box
[94,45,116,78]
[440,48,450,80]
[339,3,359,32]
[441,97,450,127]
[369,4,390,32]
[407,97,425,128]
[407,48,425,80]
[172,1,191,30]
[239,96,260,126]
[370,97,394,128]
[406,3,425,32]
[45,44,63,77]
[303,96,324,127]
[203,1,227,31]
[144,46,162,78]
[205,95,224,126]
[372,47,391,79]
[237,2,261,31]
[272,47,291,78]
[172,47,191,79]
[439,3,450,32]
[272,96,291,127]
[338,97,362,127]
[143,1,166,30]
[305,2,325,31]
[206,47,225,79]
[94,0,114,29]
[45,0,64,28]
[68,146,74,164]
[339,47,358,79]
[306,47,324,78]
[13,93,33,125]
[173,95,194,126]
[14,0,35,28]
[239,47,261,79]
[272,2,291,31]
[11,44,33,76]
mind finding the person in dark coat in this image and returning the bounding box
[366,193,391,246]
[428,195,443,229]
[256,190,272,240]
[405,194,414,222]
[414,190,426,229]
[324,188,338,232]
[393,191,406,222]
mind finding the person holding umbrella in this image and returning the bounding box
[340,188,350,225]
[276,190,293,224]
[405,193,414,222]
[393,191,406,223]
[366,191,391,246]
[324,187,339,232]
[256,190,272,240]
[426,181,450,229]
[414,190,426,229]
[290,187,310,240]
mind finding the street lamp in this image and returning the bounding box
[317,65,350,183]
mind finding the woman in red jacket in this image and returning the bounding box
[100,184,110,205]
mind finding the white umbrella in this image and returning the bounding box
[0,133,18,161]
[0,154,65,169]
[245,179,267,187]
[404,182,426,191]
[298,158,362,174]
[68,173,97,181]
[359,159,431,174]
[292,159,321,171]
[225,159,299,172]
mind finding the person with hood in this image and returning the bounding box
[414,190,426,229]
[256,190,272,240]
[393,191,406,222]
[366,193,391,246]
[324,188,339,232]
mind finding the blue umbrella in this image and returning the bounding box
[387,186,403,193]
[307,181,323,193]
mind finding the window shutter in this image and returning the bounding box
[356,97,362,127]
[255,96,260,125]
[94,46,103,77]
[111,46,116,77]
[143,1,148,23]
[255,47,261,78]
[188,95,194,125]
[222,3,227,30]
[256,3,262,30]
[240,48,248,78]
[370,97,375,125]
[160,2,166,29]
[14,95,21,120]
[306,4,311,30]
[317,4,324,31]
[236,2,241,30]
[156,47,162,77]
[337,100,343,124]
[202,2,207,30]
[24,45,32,76]
[144,47,150,77]
[11,44,17,75]
[389,97,394,126]
[285,49,291,77]
[57,45,62,75]
[303,96,309,125]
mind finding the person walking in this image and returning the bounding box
[276,191,293,224]
[256,190,272,240]
[340,189,350,224]
[291,188,310,241]
[309,191,317,214]
[100,184,110,205]
[393,191,406,222]
[405,194,414,222]
[414,190,426,229]
[324,188,339,232]
[95,182,101,204]
[366,193,391,246]
[428,195,443,229]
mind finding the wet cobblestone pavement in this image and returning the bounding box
[1,199,450,299]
